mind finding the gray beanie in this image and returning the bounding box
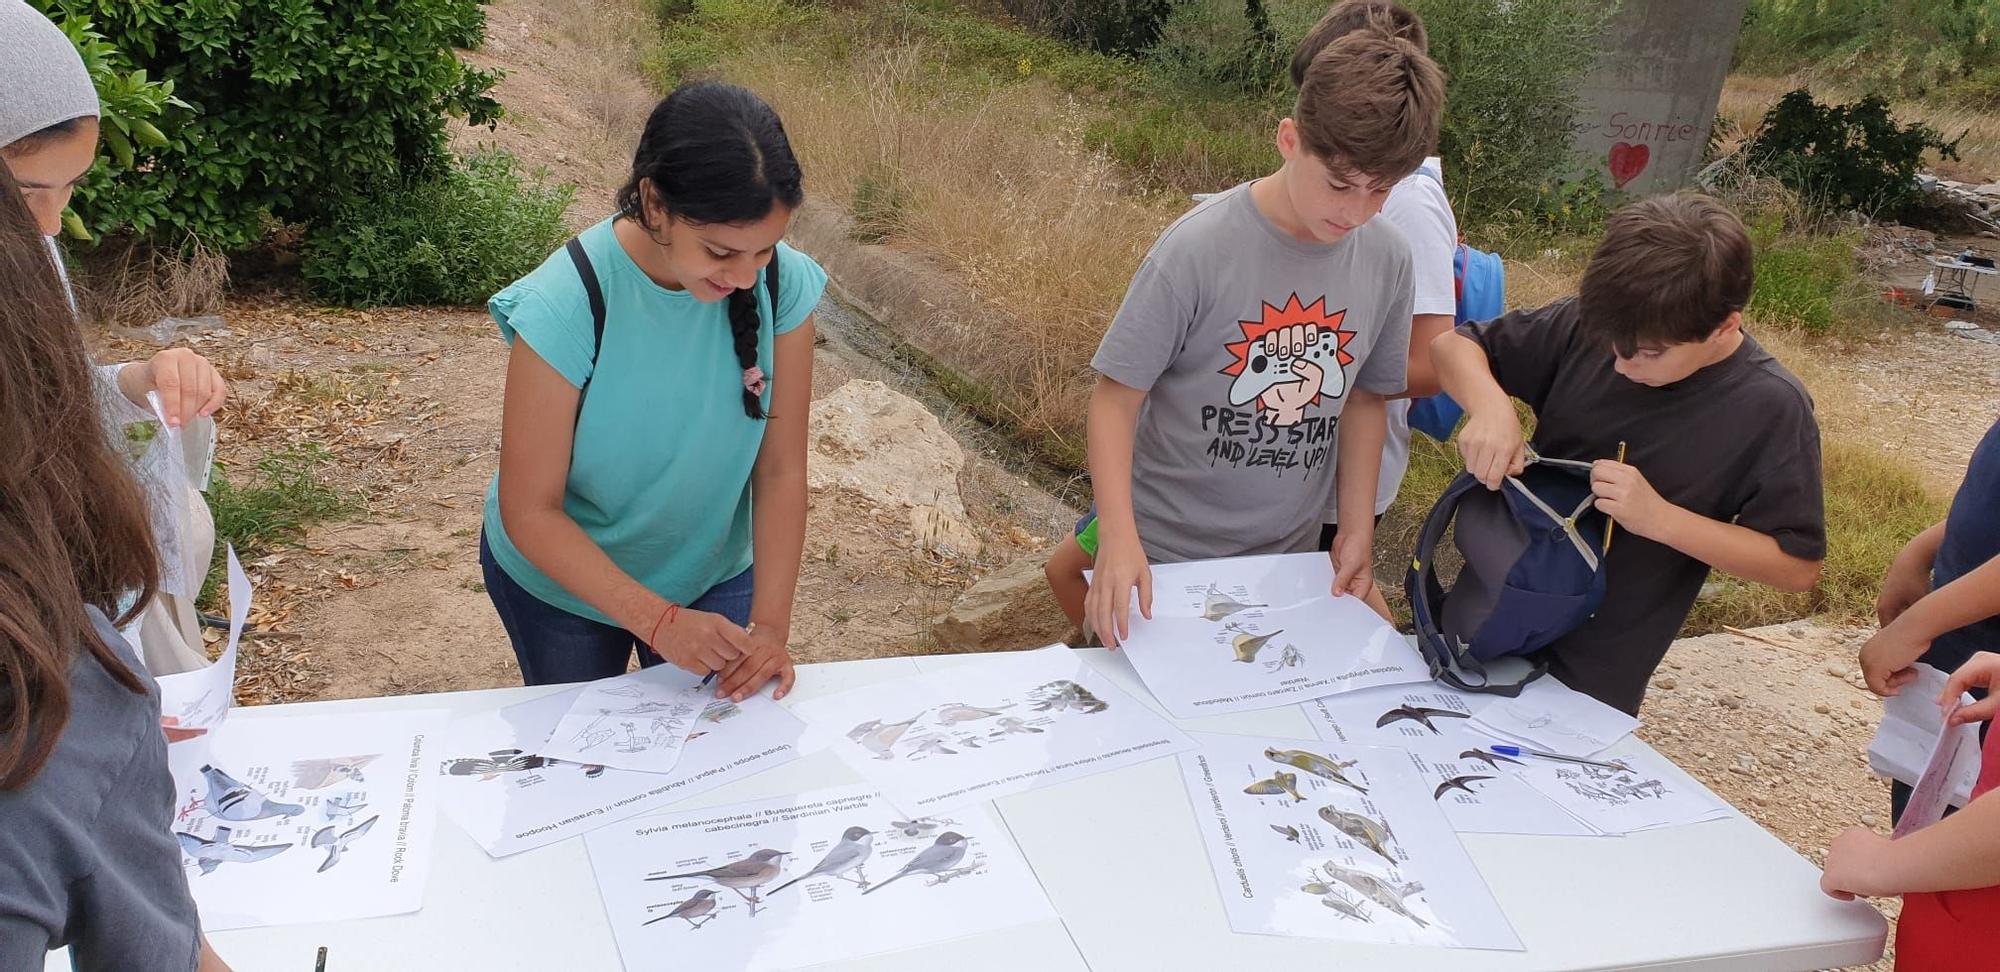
[0,0,100,150]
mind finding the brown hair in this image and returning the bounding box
[0,163,158,790]
[1290,1,1428,87]
[1578,193,1756,357]
[1294,29,1445,185]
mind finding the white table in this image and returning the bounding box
[57,649,1885,971]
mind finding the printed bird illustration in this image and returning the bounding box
[862,832,970,895]
[990,716,1044,737]
[1200,584,1266,621]
[647,848,791,907]
[643,889,719,929]
[1375,704,1471,734]
[1263,644,1304,673]
[1230,628,1285,663]
[1434,774,1495,800]
[309,815,379,873]
[1271,824,1302,843]
[1460,749,1523,770]
[289,755,379,790]
[323,793,367,823]
[1318,805,1395,862]
[200,764,304,822]
[1244,769,1305,803]
[1028,680,1108,714]
[849,714,924,760]
[176,826,291,875]
[1321,862,1427,928]
[701,700,741,723]
[891,818,939,838]
[911,736,958,757]
[934,703,1013,726]
[600,685,646,699]
[1265,748,1367,794]
[769,826,875,895]
[1319,888,1372,923]
[440,749,605,781]
[955,736,984,749]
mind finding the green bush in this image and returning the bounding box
[32,0,501,251]
[1738,0,2000,100]
[1744,89,1961,217]
[302,152,574,307]
[1149,0,1287,96]
[40,12,187,241]
[994,0,1176,55]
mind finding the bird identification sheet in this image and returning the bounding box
[1301,681,1604,837]
[437,679,807,857]
[1513,746,1732,835]
[789,644,1194,816]
[1108,553,1430,719]
[1177,732,1521,950]
[586,784,1056,971]
[163,708,450,930]
[536,664,710,774]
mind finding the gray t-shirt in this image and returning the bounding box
[1092,182,1413,562]
[0,607,201,972]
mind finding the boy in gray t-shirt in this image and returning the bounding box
[1044,26,1446,645]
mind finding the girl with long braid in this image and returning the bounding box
[481,82,824,701]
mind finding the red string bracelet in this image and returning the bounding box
[647,601,680,646]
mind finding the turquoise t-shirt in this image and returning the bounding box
[482,217,827,624]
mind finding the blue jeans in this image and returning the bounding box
[480,531,754,686]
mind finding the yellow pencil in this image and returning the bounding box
[1602,441,1627,552]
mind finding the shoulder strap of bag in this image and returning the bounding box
[764,245,781,330]
[565,238,607,425]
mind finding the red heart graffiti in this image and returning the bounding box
[1609,141,1650,190]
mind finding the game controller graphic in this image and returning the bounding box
[1226,325,1348,407]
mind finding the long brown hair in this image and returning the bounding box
[0,163,158,790]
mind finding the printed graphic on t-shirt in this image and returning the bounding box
[1205,294,1355,476]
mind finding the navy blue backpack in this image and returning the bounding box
[1406,452,1608,695]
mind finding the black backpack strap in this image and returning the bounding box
[564,238,606,423]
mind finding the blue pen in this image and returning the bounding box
[1489,744,1630,773]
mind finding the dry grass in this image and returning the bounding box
[70,238,229,329]
[727,41,1184,460]
[1719,72,2000,184]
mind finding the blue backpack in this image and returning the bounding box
[1406,452,1607,695]
[1406,166,1505,441]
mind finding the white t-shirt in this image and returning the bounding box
[1328,157,1459,521]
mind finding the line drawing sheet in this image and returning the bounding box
[586,784,1056,971]
[164,709,449,930]
[536,665,710,774]
[788,644,1194,816]
[1514,746,1731,835]
[1176,732,1520,950]
[1869,662,1980,810]
[155,546,249,738]
[1467,681,1641,757]
[1110,554,1430,719]
[437,678,806,858]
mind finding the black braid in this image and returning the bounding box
[726,287,765,419]
[616,81,804,422]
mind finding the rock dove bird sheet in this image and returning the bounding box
[1301,681,1605,837]
[437,676,806,857]
[1106,553,1429,719]
[586,784,1055,971]
[164,708,450,930]
[1175,731,1521,950]
[789,644,1194,816]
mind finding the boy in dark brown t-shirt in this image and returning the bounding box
[1432,193,1826,715]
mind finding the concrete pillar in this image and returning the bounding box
[1568,0,1751,197]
